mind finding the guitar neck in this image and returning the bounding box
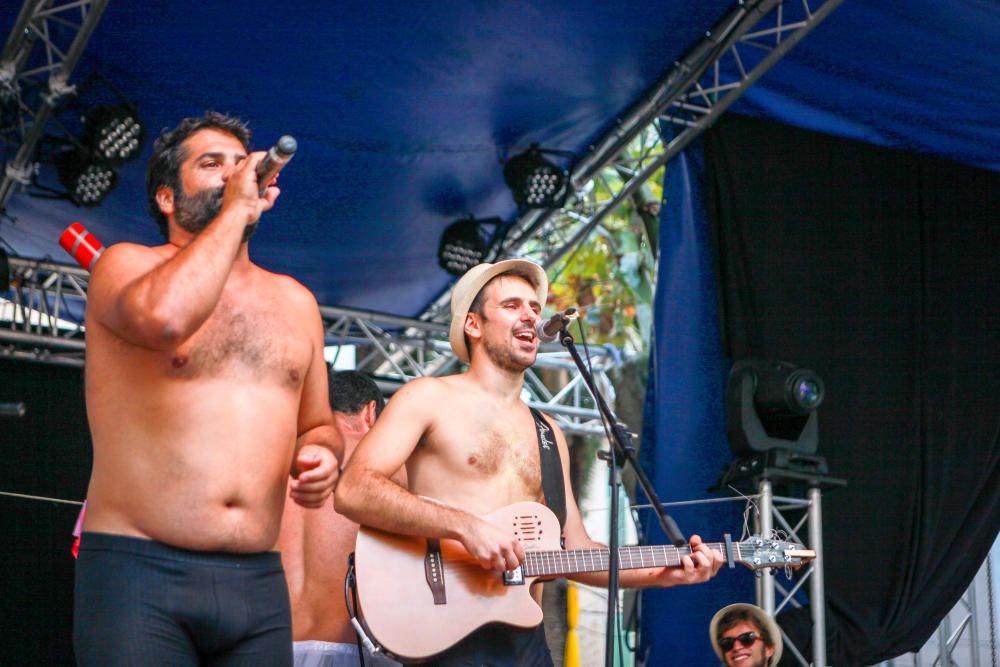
[522,543,732,577]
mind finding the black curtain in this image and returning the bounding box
[705,114,1000,666]
[0,358,90,665]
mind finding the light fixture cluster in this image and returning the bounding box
[55,103,145,207]
[55,150,118,207]
[437,144,572,278]
[85,104,145,166]
[438,217,500,277]
[502,144,569,210]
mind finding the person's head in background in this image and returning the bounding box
[710,603,782,667]
[328,370,384,431]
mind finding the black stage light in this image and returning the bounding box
[503,144,569,209]
[438,217,495,276]
[83,104,146,166]
[726,359,825,456]
[55,149,119,207]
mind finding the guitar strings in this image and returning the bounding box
[727,484,759,541]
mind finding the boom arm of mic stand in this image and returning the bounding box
[608,422,686,547]
[553,323,686,667]
[555,328,686,547]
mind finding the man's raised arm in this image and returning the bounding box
[88,151,275,350]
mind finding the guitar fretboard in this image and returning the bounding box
[521,543,734,577]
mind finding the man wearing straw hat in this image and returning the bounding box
[710,603,783,667]
[336,259,724,665]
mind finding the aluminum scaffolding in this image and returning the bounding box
[0,255,619,436]
[882,550,999,667]
[750,470,846,667]
[1,0,111,211]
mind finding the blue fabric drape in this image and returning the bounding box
[636,142,750,665]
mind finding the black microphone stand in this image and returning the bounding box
[550,319,686,667]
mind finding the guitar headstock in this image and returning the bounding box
[733,536,815,572]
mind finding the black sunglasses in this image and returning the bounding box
[719,631,760,651]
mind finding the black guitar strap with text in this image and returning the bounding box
[529,407,566,530]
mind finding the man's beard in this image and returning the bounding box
[174,186,258,242]
[481,315,535,373]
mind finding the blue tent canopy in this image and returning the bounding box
[1,0,997,315]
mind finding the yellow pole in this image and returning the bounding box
[564,581,581,667]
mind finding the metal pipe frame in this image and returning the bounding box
[755,478,829,667]
[418,0,843,323]
[1,0,112,211]
[882,555,998,667]
[0,257,620,436]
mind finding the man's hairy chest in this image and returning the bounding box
[169,298,311,387]
[421,412,544,498]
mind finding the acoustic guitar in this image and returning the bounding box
[353,500,814,662]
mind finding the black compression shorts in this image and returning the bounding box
[74,532,292,666]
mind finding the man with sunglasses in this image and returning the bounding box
[710,603,783,667]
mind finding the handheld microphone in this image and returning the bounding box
[537,307,578,342]
[256,135,298,196]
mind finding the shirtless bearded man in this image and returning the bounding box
[74,112,341,666]
[336,259,725,666]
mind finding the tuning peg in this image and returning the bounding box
[784,565,793,580]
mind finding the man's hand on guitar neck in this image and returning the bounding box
[648,534,724,587]
[460,515,526,572]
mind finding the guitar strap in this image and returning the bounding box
[529,407,566,530]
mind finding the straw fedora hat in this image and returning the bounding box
[709,603,783,666]
[448,259,548,363]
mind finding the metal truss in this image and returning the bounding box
[0,0,111,211]
[885,553,999,666]
[0,257,618,435]
[419,0,842,324]
[0,255,88,366]
[756,480,827,667]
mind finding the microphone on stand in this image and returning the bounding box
[537,307,578,342]
[256,135,297,196]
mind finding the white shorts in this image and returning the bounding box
[293,640,401,667]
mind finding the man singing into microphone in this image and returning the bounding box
[336,259,725,665]
[75,112,341,666]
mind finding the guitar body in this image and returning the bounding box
[354,501,561,661]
